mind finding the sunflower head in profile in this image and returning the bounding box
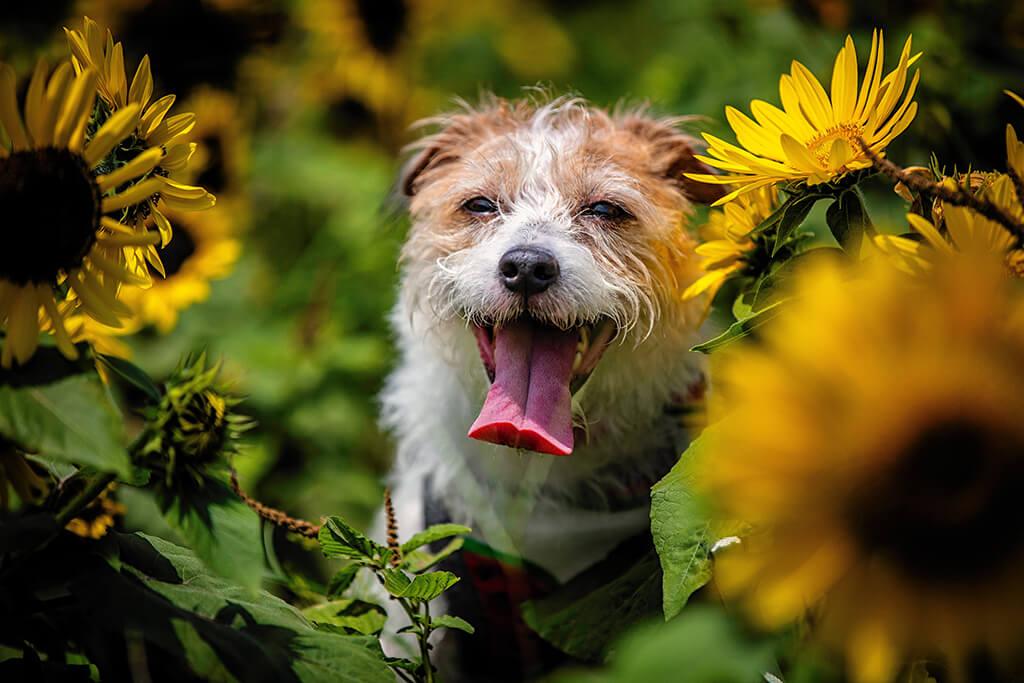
[135,354,251,490]
[687,30,920,204]
[683,185,780,301]
[701,255,1024,683]
[119,206,241,334]
[874,174,1024,277]
[0,59,178,367]
[64,16,216,267]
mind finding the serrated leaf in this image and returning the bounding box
[382,569,459,601]
[160,477,265,589]
[302,599,387,636]
[326,565,361,597]
[402,537,464,573]
[431,614,474,634]
[399,523,471,554]
[690,301,786,354]
[651,430,716,620]
[826,189,871,255]
[0,373,131,477]
[319,516,382,561]
[96,354,162,404]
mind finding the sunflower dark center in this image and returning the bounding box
[850,418,1024,583]
[0,148,100,285]
[354,0,408,55]
[156,224,197,279]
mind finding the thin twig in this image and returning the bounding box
[860,139,1024,245]
[228,468,320,538]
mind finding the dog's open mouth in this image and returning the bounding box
[467,318,616,456]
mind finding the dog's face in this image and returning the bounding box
[399,97,721,456]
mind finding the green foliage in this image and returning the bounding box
[553,607,777,683]
[521,534,662,662]
[650,430,715,621]
[0,370,131,479]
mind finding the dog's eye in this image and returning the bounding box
[462,196,498,214]
[583,201,630,221]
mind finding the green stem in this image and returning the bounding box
[419,600,434,683]
[54,471,117,527]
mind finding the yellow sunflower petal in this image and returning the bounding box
[102,177,163,213]
[0,63,30,150]
[39,291,79,360]
[53,69,98,149]
[84,103,141,168]
[96,146,163,192]
[128,55,153,109]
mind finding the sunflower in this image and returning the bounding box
[0,60,176,367]
[64,16,216,271]
[1007,90,1024,182]
[683,185,779,300]
[687,30,920,204]
[120,206,241,333]
[701,255,1024,683]
[874,175,1024,276]
[65,483,125,539]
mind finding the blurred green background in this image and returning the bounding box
[2,0,1021,578]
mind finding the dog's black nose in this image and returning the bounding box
[498,246,560,296]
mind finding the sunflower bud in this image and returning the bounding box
[135,354,252,488]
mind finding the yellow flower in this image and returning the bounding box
[874,175,1024,276]
[64,16,216,271]
[688,30,920,204]
[683,186,779,300]
[65,483,125,539]
[701,255,1024,683]
[1006,90,1024,181]
[120,207,241,333]
[0,60,170,367]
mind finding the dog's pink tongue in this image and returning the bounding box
[468,321,577,455]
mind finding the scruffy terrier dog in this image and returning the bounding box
[378,94,723,680]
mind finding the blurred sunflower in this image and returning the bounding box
[703,255,1024,683]
[1007,90,1024,181]
[0,60,172,367]
[683,186,779,300]
[688,30,920,204]
[64,16,216,272]
[178,87,247,200]
[120,207,241,333]
[65,483,125,539]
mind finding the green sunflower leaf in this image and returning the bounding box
[96,354,162,404]
[826,188,872,255]
[0,372,131,478]
[402,537,464,573]
[771,194,824,257]
[690,300,786,354]
[399,523,471,554]
[159,477,264,589]
[302,599,387,636]
[651,429,715,621]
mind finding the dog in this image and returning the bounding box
[377,94,723,680]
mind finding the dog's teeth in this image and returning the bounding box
[573,350,583,373]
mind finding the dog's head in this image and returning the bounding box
[398,95,722,456]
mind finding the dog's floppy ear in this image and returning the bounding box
[400,142,445,198]
[619,114,727,205]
